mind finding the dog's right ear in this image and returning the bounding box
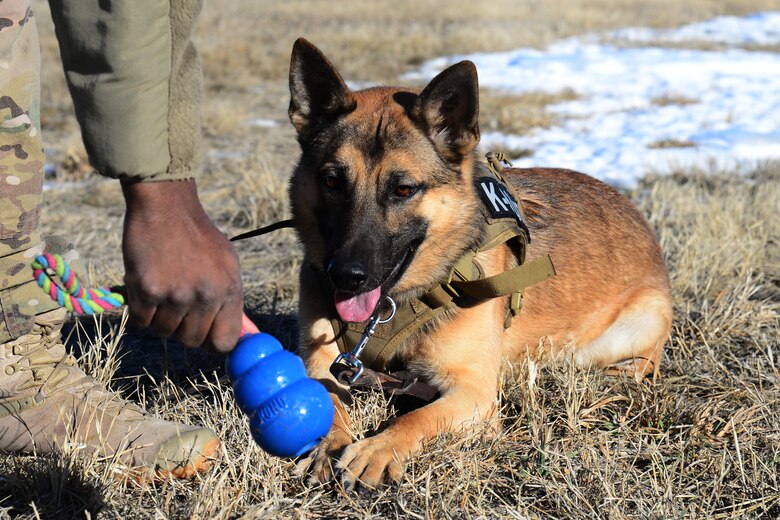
[289,39,356,135]
[412,61,480,164]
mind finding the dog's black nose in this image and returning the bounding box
[327,260,368,292]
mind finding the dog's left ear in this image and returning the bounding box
[289,38,356,136]
[412,61,480,163]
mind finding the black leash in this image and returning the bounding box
[230,219,295,242]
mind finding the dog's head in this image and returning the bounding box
[288,39,483,322]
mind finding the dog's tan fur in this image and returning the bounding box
[288,39,672,488]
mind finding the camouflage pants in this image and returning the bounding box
[0,1,64,343]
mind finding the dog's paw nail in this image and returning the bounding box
[357,484,376,496]
[340,475,355,492]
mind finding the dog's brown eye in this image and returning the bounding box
[321,171,342,190]
[394,185,415,198]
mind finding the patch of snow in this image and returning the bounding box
[346,80,379,91]
[208,150,246,161]
[608,12,780,47]
[248,118,279,128]
[409,12,780,187]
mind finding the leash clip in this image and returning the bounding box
[330,296,396,385]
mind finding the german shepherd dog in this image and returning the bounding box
[288,39,672,488]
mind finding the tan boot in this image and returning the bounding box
[0,308,220,481]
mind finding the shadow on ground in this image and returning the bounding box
[0,451,108,518]
[61,301,299,389]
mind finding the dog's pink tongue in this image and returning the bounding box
[334,287,381,322]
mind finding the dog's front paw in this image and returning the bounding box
[296,428,352,484]
[337,433,405,489]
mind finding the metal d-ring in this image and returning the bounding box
[376,295,396,324]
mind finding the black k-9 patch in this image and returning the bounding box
[476,177,530,238]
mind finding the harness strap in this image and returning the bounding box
[419,254,555,330]
[362,301,453,370]
[420,284,457,308]
[480,226,527,253]
[452,255,556,300]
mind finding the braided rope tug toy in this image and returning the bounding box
[32,253,334,458]
[32,253,126,314]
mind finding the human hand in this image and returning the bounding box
[121,179,242,353]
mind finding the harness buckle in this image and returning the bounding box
[485,151,513,177]
[330,296,396,386]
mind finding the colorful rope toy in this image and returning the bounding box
[31,254,334,458]
[32,253,125,315]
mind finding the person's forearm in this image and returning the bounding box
[121,178,205,223]
[48,0,203,182]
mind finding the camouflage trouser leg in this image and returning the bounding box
[0,1,62,343]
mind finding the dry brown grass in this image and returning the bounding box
[651,93,700,107]
[647,138,698,149]
[190,0,780,86]
[3,0,779,518]
[480,89,580,136]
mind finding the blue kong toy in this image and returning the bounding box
[226,329,334,457]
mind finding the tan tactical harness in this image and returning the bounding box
[327,153,556,373]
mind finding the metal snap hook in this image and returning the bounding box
[329,295,397,386]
